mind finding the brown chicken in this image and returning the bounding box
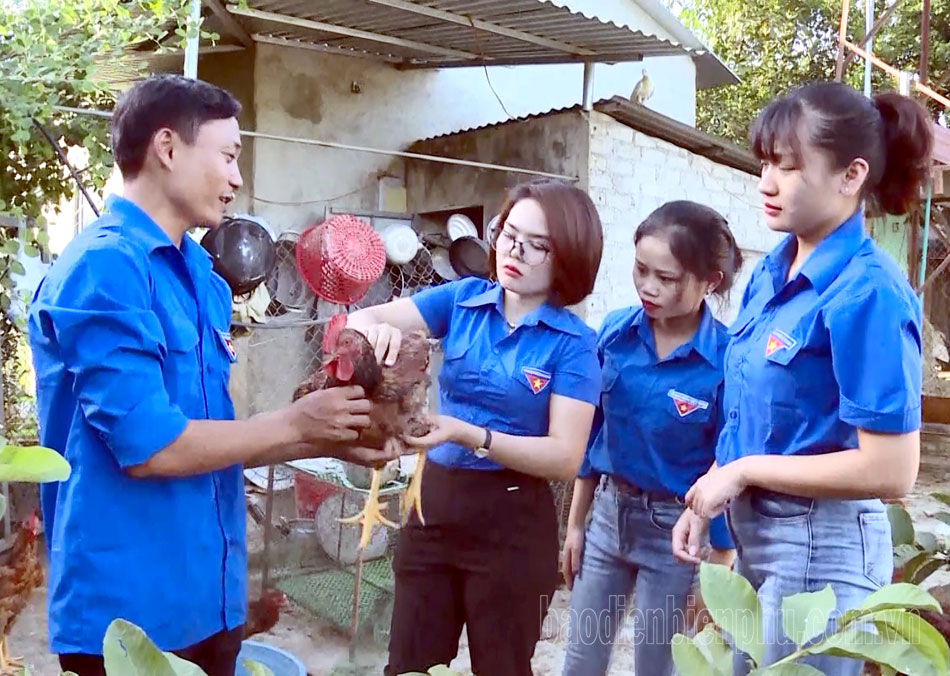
[243,589,289,640]
[293,314,432,549]
[0,512,43,673]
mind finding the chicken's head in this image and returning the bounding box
[322,313,360,382]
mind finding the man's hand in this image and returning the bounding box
[672,507,709,564]
[288,386,371,443]
[561,526,585,590]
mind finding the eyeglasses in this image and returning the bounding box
[491,228,551,266]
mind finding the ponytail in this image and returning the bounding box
[873,92,934,215]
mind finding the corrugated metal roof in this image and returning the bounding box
[410,95,760,176]
[216,0,727,78]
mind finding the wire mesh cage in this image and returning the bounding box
[919,204,950,399]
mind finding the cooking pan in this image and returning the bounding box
[449,236,491,279]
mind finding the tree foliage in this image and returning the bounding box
[677,0,950,144]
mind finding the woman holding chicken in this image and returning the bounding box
[674,82,932,675]
[347,178,604,676]
[561,201,741,676]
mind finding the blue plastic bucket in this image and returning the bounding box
[234,641,307,676]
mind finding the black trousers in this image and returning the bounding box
[59,625,244,676]
[386,462,559,676]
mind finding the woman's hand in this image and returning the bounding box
[561,525,585,590]
[404,415,480,450]
[707,547,736,569]
[672,507,709,564]
[348,319,402,366]
[685,461,747,519]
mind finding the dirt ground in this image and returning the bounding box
[9,467,950,676]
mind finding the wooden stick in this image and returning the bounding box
[842,0,904,72]
[834,0,851,81]
[843,40,950,110]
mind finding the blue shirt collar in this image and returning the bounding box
[629,302,719,366]
[769,210,868,295]
[458,282,581,336]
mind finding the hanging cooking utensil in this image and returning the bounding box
[446,213,478,241]
[201,216,276,297]
[266,231,309,314]
[431,245,457,282]
[449,236,491,279]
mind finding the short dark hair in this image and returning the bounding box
[111,74,241,178]
[749,82,933,215]
[488,179,604,307]
[635,200,743,298]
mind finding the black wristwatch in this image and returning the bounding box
[474,428,492,458]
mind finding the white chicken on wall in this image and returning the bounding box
[630,69,654,105]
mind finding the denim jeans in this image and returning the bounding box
[562,478,697,676]
[727,489,892,676]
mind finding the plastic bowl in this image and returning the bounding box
[235,641,306,676]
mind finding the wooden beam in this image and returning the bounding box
[922,0,931,84]
[934,124,950,165]
[252,34,401,63]
[834,0,850,81]
[203,0,253,48]
[843,40,950,110]
[228,6,481,60]
[361,0,596,56]
[842,0,903,72]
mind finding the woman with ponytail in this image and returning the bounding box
[673,82,934,675]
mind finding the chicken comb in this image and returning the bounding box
[322,313,347,353]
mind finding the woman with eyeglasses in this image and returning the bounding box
[346,179,605,675]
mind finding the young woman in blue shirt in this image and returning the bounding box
[675,83,934,675]
[346,179,605,675]
[560,201,742,676]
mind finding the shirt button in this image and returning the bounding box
[729,410,738,420]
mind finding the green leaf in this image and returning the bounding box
[807,629,940,676]
[671,633,715,676]
[888,504,916,546]
[103,619,177,676]
[693,623,733,676]
[241,659,275,676]
[428,668,462,676]
[917,531,939,553]
[22,244,39,258]
[753,665,825,675]
[10,260,26,276]
[700,562,764,666]
[839,584,942,627]
[36,230,50,247]
[931,493,950,508]
[934,513,950,528]
[895,543,922,568]
[907,556,950,586]
[867,608,950,673]
[0,445,71,482]
[1,240,19,254]
[781,584,835,648]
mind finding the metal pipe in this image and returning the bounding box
[183,0,202,78]
[921,0,931,85]
[51,104,579,181]
[582,60,594,112]
[920,182,933,301]
[864,0,874,97]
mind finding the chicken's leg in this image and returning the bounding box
[401,450,426,526]
[339,467,397,550]
[0,636,23,675]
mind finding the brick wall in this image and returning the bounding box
[582,112,784,328]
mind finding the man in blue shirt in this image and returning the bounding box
[28,75,390,676]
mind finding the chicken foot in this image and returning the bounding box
[339,467,397,550]
[0,636,23,675]
[401,450,426,526]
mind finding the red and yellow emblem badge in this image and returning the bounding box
[667,389,709,417]
[765,329,796,358]
[522,367,552,395]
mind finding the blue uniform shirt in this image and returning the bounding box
[28,196,246,654]
[412,278,601,470]
[717,210,922,467]
[579,304,732,549]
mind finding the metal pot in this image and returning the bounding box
[448,236,491,279]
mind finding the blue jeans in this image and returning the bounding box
[562,478,696,676]
[727,489,892,676]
